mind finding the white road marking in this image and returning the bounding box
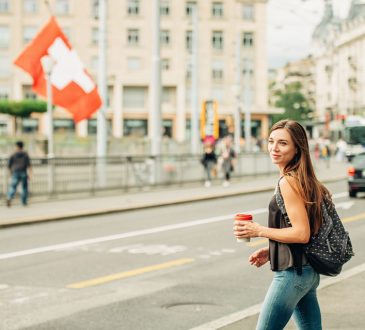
[0,192,349,261]
[0,209,266,260]
[335,201,354,210]
[332,192,349,199]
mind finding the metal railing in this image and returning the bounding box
[0,153,277,202]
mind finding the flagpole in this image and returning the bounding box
[97,0,107,187]
[40,55,55,194]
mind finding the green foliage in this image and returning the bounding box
[0,100,47,118]
[272,82,313,124]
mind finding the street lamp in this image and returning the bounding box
[40,55,55,194]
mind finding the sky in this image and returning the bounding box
[267,0,352,68]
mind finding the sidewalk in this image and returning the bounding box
[1,160,348,227]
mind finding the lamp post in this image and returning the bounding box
[40,55,55,193]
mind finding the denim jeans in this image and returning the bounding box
[7,170,28,205]
[256,265,321,330]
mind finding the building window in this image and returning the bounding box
[23,85,37,99]
[160,1,170,16]
[123,119,147,137]
[123,87,146,108]
[212,2,223,18]
[0,56,10,78]
[90,56,98,74]
[127,57,141,71]
[22,118,39,134]
[88,119,112,135]
[55,0,69,15]
[107,86,113,107]
[91,27,98,45]
[127,0,139,15]
[162,87,175,104]
[127,29,139,45]
[186,1,196,17]
[23,26,37,44]
[163,119,173,137]
[212,31,223,50]
[186,65,192,82]
[186,30,192,51]
[242,32,254,48]
[212,60,224,81]
[91,0,99,19]
[0,26,10,48]
[0,86,10,99]
[160,30,170,46]
[0,0,9,13]
[54,119,75,133]
[242,4,254,21]
[23,0,38,13]
[161,59,170,71]
[242,58,254,76]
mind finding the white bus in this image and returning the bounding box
[344,116,365,161]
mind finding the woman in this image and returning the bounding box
[234,119,331,330]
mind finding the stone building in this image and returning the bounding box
[0,0,271,143]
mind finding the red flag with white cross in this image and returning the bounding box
[14,16,102,123]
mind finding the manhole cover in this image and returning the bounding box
[163,302,218,312]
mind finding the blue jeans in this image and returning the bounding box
[7,171,29,205]
[256,265,321,330]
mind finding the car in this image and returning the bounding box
[347,152,365,198]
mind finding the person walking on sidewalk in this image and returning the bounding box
[201,140,217,187]
[218,135,236,187]
[6,141,32,207]
[234,119,331,330]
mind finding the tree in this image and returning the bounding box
[272,82,313,123]
[0,100,47,134]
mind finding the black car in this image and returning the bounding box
[348,152,365,197]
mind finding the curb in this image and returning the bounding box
[0,175,347,228]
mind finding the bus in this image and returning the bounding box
[343,116,365,161]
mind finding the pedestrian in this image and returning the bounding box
[218,135,236,187]
[335,136,347,162]
[234,119,331,330]
[201,140,217,187]
[6,141,32,207]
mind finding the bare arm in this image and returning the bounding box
[234,177,310,244]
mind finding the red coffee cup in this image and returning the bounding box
[234,214,253,242]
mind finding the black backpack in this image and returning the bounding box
[276,184,354,276]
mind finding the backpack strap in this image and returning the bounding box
[275,177,303,275]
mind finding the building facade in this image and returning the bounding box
[311,0,365,137]
[0,0,270,143]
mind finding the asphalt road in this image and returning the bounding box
[1,180,364,330]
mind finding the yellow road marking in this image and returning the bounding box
[67,258,194,289]
[343,212,365,224]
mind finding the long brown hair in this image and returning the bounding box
[270,119,331,234]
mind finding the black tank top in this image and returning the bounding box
[268,194,307,273]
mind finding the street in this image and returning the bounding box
[1,180,364,330]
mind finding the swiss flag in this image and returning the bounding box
[14,16,102,123]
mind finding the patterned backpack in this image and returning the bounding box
[276,184,354,276]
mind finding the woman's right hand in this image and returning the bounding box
[248,247,269,268]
